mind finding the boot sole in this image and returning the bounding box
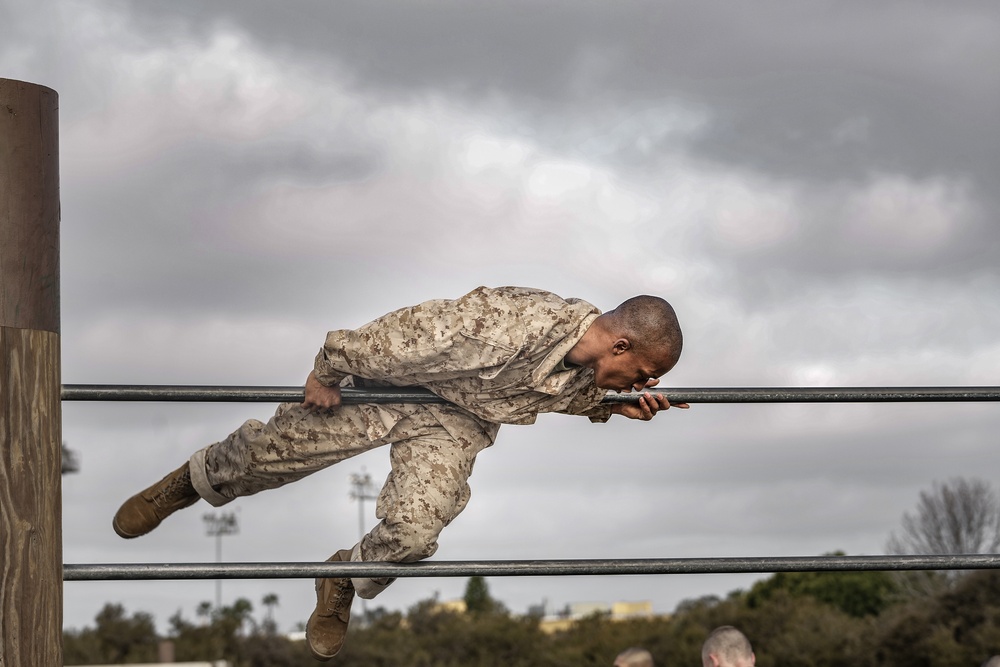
[112,515,145,539]
[308,644,337,661]
[306,613,339,661]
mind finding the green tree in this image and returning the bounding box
[872,569,1000,667]
[261,593,279,634]
[746,552,899,617]
[62,441,80,474]
[464,575,504,614]
[63,603,159,665]
[170,597,255,665]
[333,607,412,667]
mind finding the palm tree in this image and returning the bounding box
[262,593,280,634]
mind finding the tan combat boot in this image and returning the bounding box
[306,549,356,661]
[112,462,200,538]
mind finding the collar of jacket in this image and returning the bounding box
[528,312,600,395]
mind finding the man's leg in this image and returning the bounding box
[355,415,491,597]
[306,410,492,660]
[189,402,383,506]
[114,402,402,537]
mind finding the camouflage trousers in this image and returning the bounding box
[187,402,494,599]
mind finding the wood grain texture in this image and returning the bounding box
[0,327,62,666]
[1,76,62,667]
[0,78,60,333]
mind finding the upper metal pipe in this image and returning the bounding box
[61,384,1000,404]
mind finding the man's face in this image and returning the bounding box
[592,342,677,392]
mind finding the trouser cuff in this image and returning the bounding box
[350,542,396,600]
[189,447,232,508]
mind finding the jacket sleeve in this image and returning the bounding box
[582,404,615,423]
[313,297,466,386]
[552,389,614,423]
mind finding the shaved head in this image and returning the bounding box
[605,295,683,365]
[702,626,755,667]
[615,646,654,667]
[567,293,683,391]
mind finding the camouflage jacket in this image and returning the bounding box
[314,286,613,436]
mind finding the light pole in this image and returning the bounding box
[203,511,239,611]
[349,470,378,620]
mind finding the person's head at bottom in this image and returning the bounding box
[702,625,755,667]
[614,646,654,667]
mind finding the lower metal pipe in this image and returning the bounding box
[64,554,1000,581]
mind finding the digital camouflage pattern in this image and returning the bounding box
[190,286,612,598]
[190,404,490,598]
[314,285,613,428]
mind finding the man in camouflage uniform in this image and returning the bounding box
[113,285,685,660]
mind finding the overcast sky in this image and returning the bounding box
[4,0,1000,635]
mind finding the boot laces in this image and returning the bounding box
[323,578,354,614]
[154,468,192,508]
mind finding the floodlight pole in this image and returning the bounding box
[349,470,378,619]
[0,78,61,667]
[203,512,240,610]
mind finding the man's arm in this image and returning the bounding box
[312,297,464,388]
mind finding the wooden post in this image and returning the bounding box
[0,78,62,667]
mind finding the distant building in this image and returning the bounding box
[433,598,468,614]
[568,601,611,617]
[535,599,660,634]
[612,600,654,620]
[429,595,661,634]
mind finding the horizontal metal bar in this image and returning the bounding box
[61,385,442,404]
[63,554,1000,581]
[61,384,1000,404]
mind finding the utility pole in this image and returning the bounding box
[203,511,240,610]
[349,470,378,620]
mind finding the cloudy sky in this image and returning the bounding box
[4,0,1000,635]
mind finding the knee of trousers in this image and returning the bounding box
[352,521,443,599]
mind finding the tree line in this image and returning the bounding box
[62,567,1000,667]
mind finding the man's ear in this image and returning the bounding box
[612,338,632,355]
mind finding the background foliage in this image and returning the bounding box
[64,568,1000,667]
